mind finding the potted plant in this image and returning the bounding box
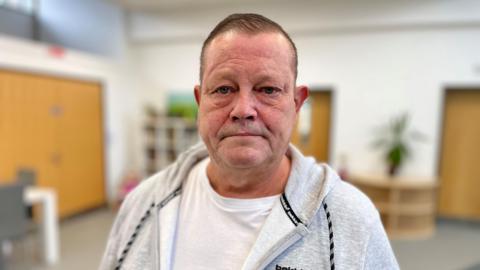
[371,113,426,176]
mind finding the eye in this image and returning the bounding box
[214,86,233,95]
[259,87,279,95]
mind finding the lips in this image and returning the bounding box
[218,127,266,140]
[222,132,262,140]
[230,132,259,137]
[217,122,269,141]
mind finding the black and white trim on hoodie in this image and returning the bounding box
[114,185,182,270]
[280,193,335,270]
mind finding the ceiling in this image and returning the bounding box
[112,0,279,11]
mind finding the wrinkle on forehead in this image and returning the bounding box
[206,60,286,84]
[202,32,295,83]
[203,57,292,93]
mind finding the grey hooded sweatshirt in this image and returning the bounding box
[100,143,399,270]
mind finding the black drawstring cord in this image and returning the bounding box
[281,193,335,270]
[323,202,335,270]
[116,189,335,270]
[115,186,182,270]
[115,202,155,270]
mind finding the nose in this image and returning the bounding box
[230,90,257,122]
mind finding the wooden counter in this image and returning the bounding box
[349,174,438,239]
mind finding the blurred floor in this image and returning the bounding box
[5,208,115,270]
[3,209,480,270]
[392,219,480,270]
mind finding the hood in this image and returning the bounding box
[151,142,339,270]
[283,145,339,227]
[160,141,339,227]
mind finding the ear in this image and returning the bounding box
[294,85,309,113]
[194,85,201,105]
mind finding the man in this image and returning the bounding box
[100,13,399,270]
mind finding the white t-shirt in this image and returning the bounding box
[172,158,279,270]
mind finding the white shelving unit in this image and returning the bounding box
[144,116,198,175]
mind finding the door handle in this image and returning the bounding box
[51,153,61,165]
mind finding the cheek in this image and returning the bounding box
[198,106,228,138]
[262,103,297,135]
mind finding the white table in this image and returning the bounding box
[24,187,60,265]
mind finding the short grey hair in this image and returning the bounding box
[200,13,298,82]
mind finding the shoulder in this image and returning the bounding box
[115,143,209,228]
[99,170,172,269]
[326,180,381,232]
[324,181,398,268]
[111,170,169,234]
[125,169,172,204]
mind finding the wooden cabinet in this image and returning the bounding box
[350,174,437,239]
[0,69,105,218]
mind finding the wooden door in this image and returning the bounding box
[438,89,480,219]
[56,79,105,216]
[0,69,105,218]
[291,90,332,162]
[0,71,59,188]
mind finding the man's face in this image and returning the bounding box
[195,31,308,170]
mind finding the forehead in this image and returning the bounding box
[202,31,295,79]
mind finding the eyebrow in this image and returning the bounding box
[252,74,278,84]
[202,73,231,93]
[211,72,236,82]
[213,70,280,82]
[204,68,290,90]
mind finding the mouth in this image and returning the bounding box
[218,125,267,141]
[230,133,259,137]
[225,133,260,138]
[221,132,263,140]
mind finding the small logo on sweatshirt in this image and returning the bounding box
[275,265,304,270]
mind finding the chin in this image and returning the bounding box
[220,146,268,169]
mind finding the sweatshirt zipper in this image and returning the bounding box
[253,225,307,270]
[153,198,160,270]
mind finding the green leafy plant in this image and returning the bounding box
[371,113,426,176]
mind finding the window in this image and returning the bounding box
[0,0,36,14]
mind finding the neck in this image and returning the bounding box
[206,155,291,199]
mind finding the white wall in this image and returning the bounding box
[128,0,480,42]
[0,34,142,203]
[296,29,480,177]
[38,0,127,60]
[132,42,201,112]
[130,0,480,179]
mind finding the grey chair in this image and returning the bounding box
[16,169,36,219]
[0,184,28,270]
[16,169,36,188]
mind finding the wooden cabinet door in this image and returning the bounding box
[0,69,105,218]
[291,91,332,163]
[438,90,480,219]
[0,71,59,189]
[56,79,105,217]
